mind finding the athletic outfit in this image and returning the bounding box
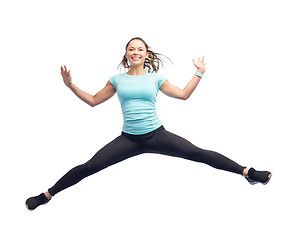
[26,72,271,210]
[47,72,245,196]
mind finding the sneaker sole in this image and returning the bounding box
[25,200,50,211]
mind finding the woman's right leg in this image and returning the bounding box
[26,134,142,210]
[48,134,143,196]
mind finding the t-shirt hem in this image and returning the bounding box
[122,123,163,135]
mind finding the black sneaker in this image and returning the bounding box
[246,167,272,185]
[25,193,50,210]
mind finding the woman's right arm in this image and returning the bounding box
[61,66,116,107]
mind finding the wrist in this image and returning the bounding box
[67,83,74,90]
[195,72,203,78]
[196,68,205,74]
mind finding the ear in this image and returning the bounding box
[146,51,149,58]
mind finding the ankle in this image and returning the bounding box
[45,191,52,200]
[243,168,249,177]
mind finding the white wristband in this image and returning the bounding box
[195,72,203,78]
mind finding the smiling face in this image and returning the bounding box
[125,39,149,67]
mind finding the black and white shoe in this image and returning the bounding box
[25,193,50,211]
[246,167,272,185]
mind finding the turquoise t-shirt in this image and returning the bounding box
[109,72,167,135]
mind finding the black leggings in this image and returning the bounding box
[48,126,245,196]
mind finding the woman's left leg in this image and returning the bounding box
[145,127,245,175]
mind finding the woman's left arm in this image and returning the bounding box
[160,57,206,100]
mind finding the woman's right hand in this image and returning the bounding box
[61,65,72,87]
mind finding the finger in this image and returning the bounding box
[201,56,204,62]
[192,59,196,65]
[64,65,67,73]
[61,66,64,73]
[62,66,67,74]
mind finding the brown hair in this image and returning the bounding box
[118,37,171,73]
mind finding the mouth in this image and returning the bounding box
[131,56,141,61]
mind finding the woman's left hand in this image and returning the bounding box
[192,56,206,74]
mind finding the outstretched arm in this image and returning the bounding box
[61,66,116,107]
[160,57,206,100]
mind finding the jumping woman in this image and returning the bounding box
[26,37,272,210]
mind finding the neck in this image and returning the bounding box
[127,66,147,75]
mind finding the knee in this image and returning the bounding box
[83,158,108,176]
[188,147,213,163]
[73,163,94,177]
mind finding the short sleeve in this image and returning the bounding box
[155,73,167,90]
[109,74,118,90]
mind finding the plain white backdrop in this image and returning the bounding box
[1,0,289,239]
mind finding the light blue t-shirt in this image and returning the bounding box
[109,72,167,135]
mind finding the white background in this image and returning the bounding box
[1,0,289,239]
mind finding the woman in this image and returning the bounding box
[26,37,272,210]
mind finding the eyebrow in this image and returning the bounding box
[129,47,144,49]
